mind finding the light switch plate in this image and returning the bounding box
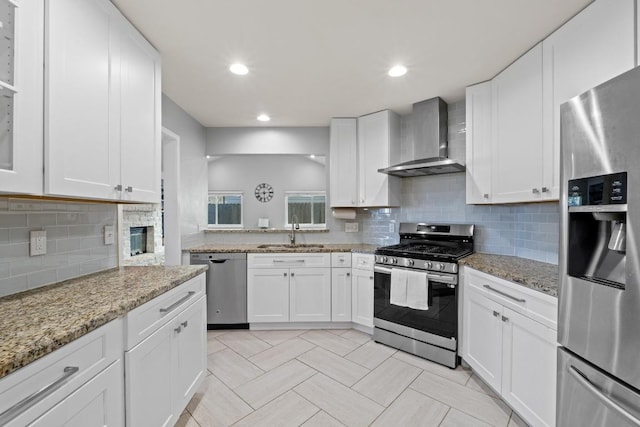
[388,223,395,233]
[345,222,358,233]
[30,230,47,256]
[104,225,115,245]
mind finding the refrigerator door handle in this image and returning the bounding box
[569,365,640,426]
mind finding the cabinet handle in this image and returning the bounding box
[114,184,123,191]
[274,260,305,264]
[541,187,549,193]
[493,310,500,317]
[346,273,351,277]
[125,186,133,192]
[291,272,295,277]
[181,321,188,328]
[501,315,509,322]
[369,276,374,280]
[532,188,540,194]
[483,193,489,199]
[159,291,196,314]
[174,326,182,333]
[284,272,287,277]
[0,366,80,425]
[483,285,526,303]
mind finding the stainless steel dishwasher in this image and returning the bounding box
[190,252,248,329]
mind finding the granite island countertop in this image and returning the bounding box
[460,253,559,297]
[186,243,379,254]
[0,265,207,379]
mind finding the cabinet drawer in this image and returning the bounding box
[248,253,331,268]
[352,253,374,270]
[331,252,352,268]
[0,319,122,427]
[124,274,205,350]
[464,267,557,329]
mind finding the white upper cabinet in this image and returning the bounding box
[465,81,493,204]
[357,110,401,207]
[329,118,358,207]
[0,0,44,195]
[45,0,161,203]
[542,0,636,198]
[491,43,545,204]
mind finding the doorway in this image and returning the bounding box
[162,127,181,265]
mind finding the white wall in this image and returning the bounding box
[207,127,329,156]
[208,154,325,229]
[162,95,208,245]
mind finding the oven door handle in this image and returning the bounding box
[374,265,457,285]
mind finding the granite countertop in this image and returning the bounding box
[459,253,559,297]
[0,265,207,379]
[187,243,378,254]
[203,228,330,234]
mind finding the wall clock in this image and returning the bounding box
[255,183,274,202]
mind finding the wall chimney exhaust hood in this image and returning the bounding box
[378,97,465,177]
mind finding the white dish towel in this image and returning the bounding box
[406,270,429,310]
[390,268,408,307]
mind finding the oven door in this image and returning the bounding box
[373,265,457,350]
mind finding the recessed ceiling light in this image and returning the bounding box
[257,114,270,122]
[388,65,407,77]
[309,154,316,159]
[229,63,249,75]
[206,155,211,159]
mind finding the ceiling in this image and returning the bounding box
[112,0,592,127]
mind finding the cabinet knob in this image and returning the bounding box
[493,310,500,317]
[181,321,188,328]
[114,184,123,191]
[284,272,287,277]
[501,315,509,322]
[125,186,133,192]
[346,273,350,277]
[541,187,549,193]
[174,326,182,333]
[291,272,295,277]
[532,188,540,194]
[369,276,373,280]
[483,194,489,199]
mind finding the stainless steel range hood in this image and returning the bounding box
[378,97,465,177]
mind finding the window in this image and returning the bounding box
[285,192,326,228]
[208,192,243,227]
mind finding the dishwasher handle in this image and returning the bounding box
[209,259,228,264]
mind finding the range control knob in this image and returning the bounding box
[425,261,433,269]
[389,258,397,264]
[434,263,444,271]
[381,256,388,263]
[406,259,414,267]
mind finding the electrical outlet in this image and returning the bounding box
[11,201,41,211]
[104,225,115,245]
[345,222,358,233]
[388,223,395,233]
[30,230,47,256]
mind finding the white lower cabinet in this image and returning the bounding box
[30,360,124,427]
[290,268,331,322]
[247,254,331,324]
[331,268,352,322]
[351,253,375,328]
[0,319,124,427]
[124,274,206,427]
[462,267,557,427]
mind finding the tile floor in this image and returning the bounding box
[177,329,529,427]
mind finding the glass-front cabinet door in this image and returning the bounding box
[0,0,43,195]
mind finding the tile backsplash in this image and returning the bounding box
[0,198,118,297]
[361,100,560,264]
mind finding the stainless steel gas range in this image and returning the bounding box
[373,222,474,368]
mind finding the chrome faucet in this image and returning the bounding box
[289,214,300,244]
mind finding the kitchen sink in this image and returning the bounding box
[256,244,325,249]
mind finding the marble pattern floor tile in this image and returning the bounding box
[233,390,319,427]
[184,329,525,427]
[297,346,370,387]
[249,337,316,371]
[234,359,317,409]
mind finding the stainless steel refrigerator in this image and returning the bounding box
[558,65,640,426]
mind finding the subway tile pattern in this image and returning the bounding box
[361,101,559,264]
[178,329,530,427]
[0,198,117,297]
